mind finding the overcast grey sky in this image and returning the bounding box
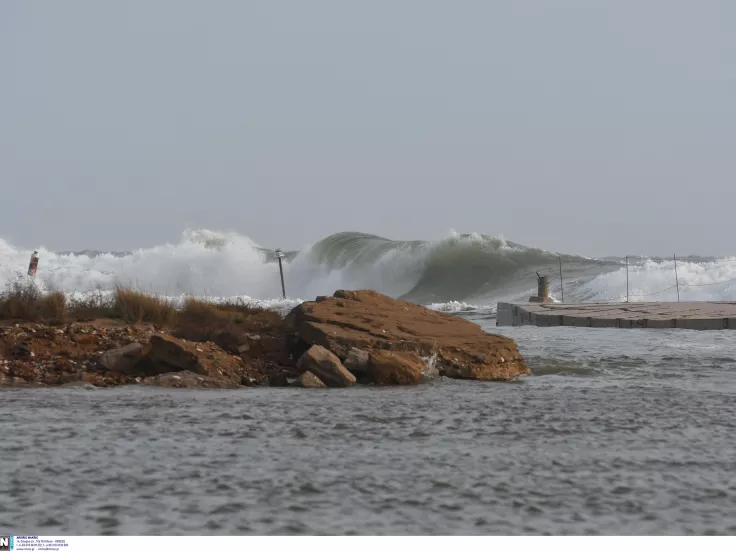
[1,1,734,256]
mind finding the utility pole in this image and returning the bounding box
[558,257,564,302]
[275,249,286,299]
[674,254,680,302]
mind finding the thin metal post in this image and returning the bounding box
[275,249,286,299]
[673,253,680,302]
[625,256,629,302]
[558,256,564,302]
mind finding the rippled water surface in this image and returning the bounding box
[2,320,736,535]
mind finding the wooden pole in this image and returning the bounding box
[276,249,286,299]
[674,254,680,302]
[625,256,629,302]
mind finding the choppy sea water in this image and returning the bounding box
[2,317,736,535]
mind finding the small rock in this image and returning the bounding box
[297,345,355,388]
[294,371,327,388]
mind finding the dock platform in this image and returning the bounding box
[496,301,736,330]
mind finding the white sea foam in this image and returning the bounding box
[428,301,496,313]
[1,230,285,299]
[577,258,736,302]
[3,229,736,309]
[0,229,514,303]
[63,289,303,315]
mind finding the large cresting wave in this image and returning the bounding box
[1,229,735,309]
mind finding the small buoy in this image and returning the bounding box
[28,251,39,277]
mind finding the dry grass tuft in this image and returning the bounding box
[174,298,228,342]
[66,289,116,321]
[214,299,283,332]
[113,287,177,325]
[38,291,67,321]
[1,284,282,336]
[0,282,66,322]
[174,297,283,344]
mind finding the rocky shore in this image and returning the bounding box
[0,290,529,389]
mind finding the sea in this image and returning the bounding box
[1,229,735,535]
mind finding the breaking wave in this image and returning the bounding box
[1,229,735,309]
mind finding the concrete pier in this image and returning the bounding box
[497,301,736,330]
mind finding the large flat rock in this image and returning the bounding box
[286,290,529,381]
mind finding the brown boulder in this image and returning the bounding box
[294,371,327,388]
[148,335,207,375]
[286,290,528,381]
[147,335,244,383]
[98,342,144,374]
[368,350,425,385]
[296,345,356,387]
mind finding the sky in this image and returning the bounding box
[1,0,735,257]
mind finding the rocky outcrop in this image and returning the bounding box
[367,350,425,385]
[2,289,529,389]
[294,371,327,388]
[296,345,356,387]
[286,290,528,381]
